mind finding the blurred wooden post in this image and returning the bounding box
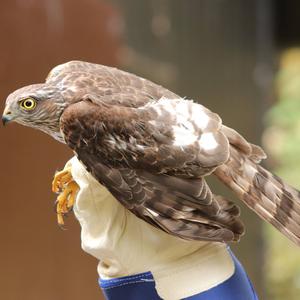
[0,1,121,299]
[116,0,274,298]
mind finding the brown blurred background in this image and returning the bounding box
[0,1,119,299]
[1,1,300,299]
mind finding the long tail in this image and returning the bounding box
[214,140,300,246]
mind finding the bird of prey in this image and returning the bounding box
[3,61,300,246]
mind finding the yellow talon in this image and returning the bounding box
[52,167,73,193]
[52,166,79,227]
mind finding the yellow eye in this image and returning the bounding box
[20,98,37,110]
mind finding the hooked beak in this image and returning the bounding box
[2,107,13,126]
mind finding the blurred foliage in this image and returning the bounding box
[263,48,300,300]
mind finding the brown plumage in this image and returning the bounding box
[3,60,300,245]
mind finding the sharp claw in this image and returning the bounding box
[58,222,67,231]
[54,202,58,213]
[54,187,61,194]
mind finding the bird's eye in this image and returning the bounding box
[19,98,37,110]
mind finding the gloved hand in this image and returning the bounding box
[68,156,234,299]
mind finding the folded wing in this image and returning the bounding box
[60,97,244,242]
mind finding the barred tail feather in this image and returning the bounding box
[214,145,300,246]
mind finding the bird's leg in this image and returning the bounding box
[52,167,79,227]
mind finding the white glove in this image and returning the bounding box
[69,156,234,299]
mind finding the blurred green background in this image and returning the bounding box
[263,49,300,300]
[0,1,300,299]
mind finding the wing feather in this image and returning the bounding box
[61,98,229,176]
[46,61,178,108]
[60,97,244,242]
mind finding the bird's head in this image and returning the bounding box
[2,83,67,142]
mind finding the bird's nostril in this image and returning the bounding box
[6,111,11,115]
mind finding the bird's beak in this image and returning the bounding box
[2,107,13,126]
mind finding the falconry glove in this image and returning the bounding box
[69,156,235,300]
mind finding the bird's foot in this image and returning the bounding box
[52,167,79,227]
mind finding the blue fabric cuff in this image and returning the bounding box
[99,271,154,290]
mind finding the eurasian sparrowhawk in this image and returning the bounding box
[3,61,300,246]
